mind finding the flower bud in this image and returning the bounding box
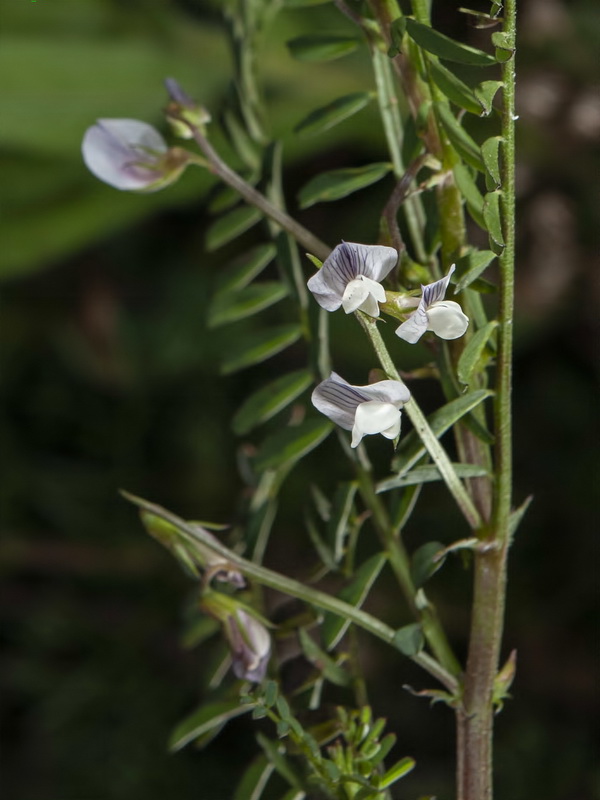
[164,78,211,139]
[201,592,272,683]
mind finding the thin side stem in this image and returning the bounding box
[354,459,461,675]
[459,2,517,797]
[356,314,483,531]
[123,492,459,693]
[190,128,331,263]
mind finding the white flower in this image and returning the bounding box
[82,119,186,191]
[307,241,398,317]
[395,265,469,343]
[312,372,410,448]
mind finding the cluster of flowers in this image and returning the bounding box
[82,98,470,684]
[308,242,468,447]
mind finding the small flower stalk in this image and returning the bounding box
[82,118,190,191]
[164,77,211,139]
[140,511,245,587]
[307,241,398,317]
[312,372,410,447]
[395,265,469,343]
[201,592,272,683]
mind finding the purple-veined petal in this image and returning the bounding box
[312,373,410,444]
[311,373,370,430]
[421,264,456,308]
[82,119,167,190]
[307,242,398,313]
[306,267,344,311]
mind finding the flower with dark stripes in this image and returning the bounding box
[307,241,398,317]
[312,372,410,447]
[395,265,469,343]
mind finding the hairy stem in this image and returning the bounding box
[459,2,517,797]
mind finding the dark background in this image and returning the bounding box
[1,1,598,798]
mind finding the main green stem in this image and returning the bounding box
[459,2,516,797]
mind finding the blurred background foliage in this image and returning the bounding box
[1,0,598,798]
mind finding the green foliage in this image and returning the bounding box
[206,206,263,250]
[294,92,374,137]
[287,35,360,63]
[219,325,302,374]
[232,370,313,435]
[169,700,256,752]
[405,18,497,66]
[392,624,425,657]
[297,163,392,209]
[254,419,333,472]
[208,283,288,328]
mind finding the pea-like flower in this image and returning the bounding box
[224,608,272,683]
[202,592,272,683]
[395,265,469,343]
[82,119,189,192]
[307,241,398,317]
[312,372,410,447]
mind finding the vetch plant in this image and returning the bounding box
[84,1,521,797]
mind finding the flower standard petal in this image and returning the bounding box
[312,373,410,447]
[311,372,368,430]
[82,119,169,191]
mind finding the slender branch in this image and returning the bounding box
[189,128,331,263]
[122,492,459,693]
[356,314,483,531]
[353,458,461,675]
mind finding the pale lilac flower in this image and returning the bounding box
[82,119,186,191]
[224,608,272,683]
[307,241,398,317]
[395,265,469,343]
[312,372,410,448]
[201,593,272,683]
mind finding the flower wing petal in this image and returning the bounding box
[82,119,167,190]
[342,278,371,314]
